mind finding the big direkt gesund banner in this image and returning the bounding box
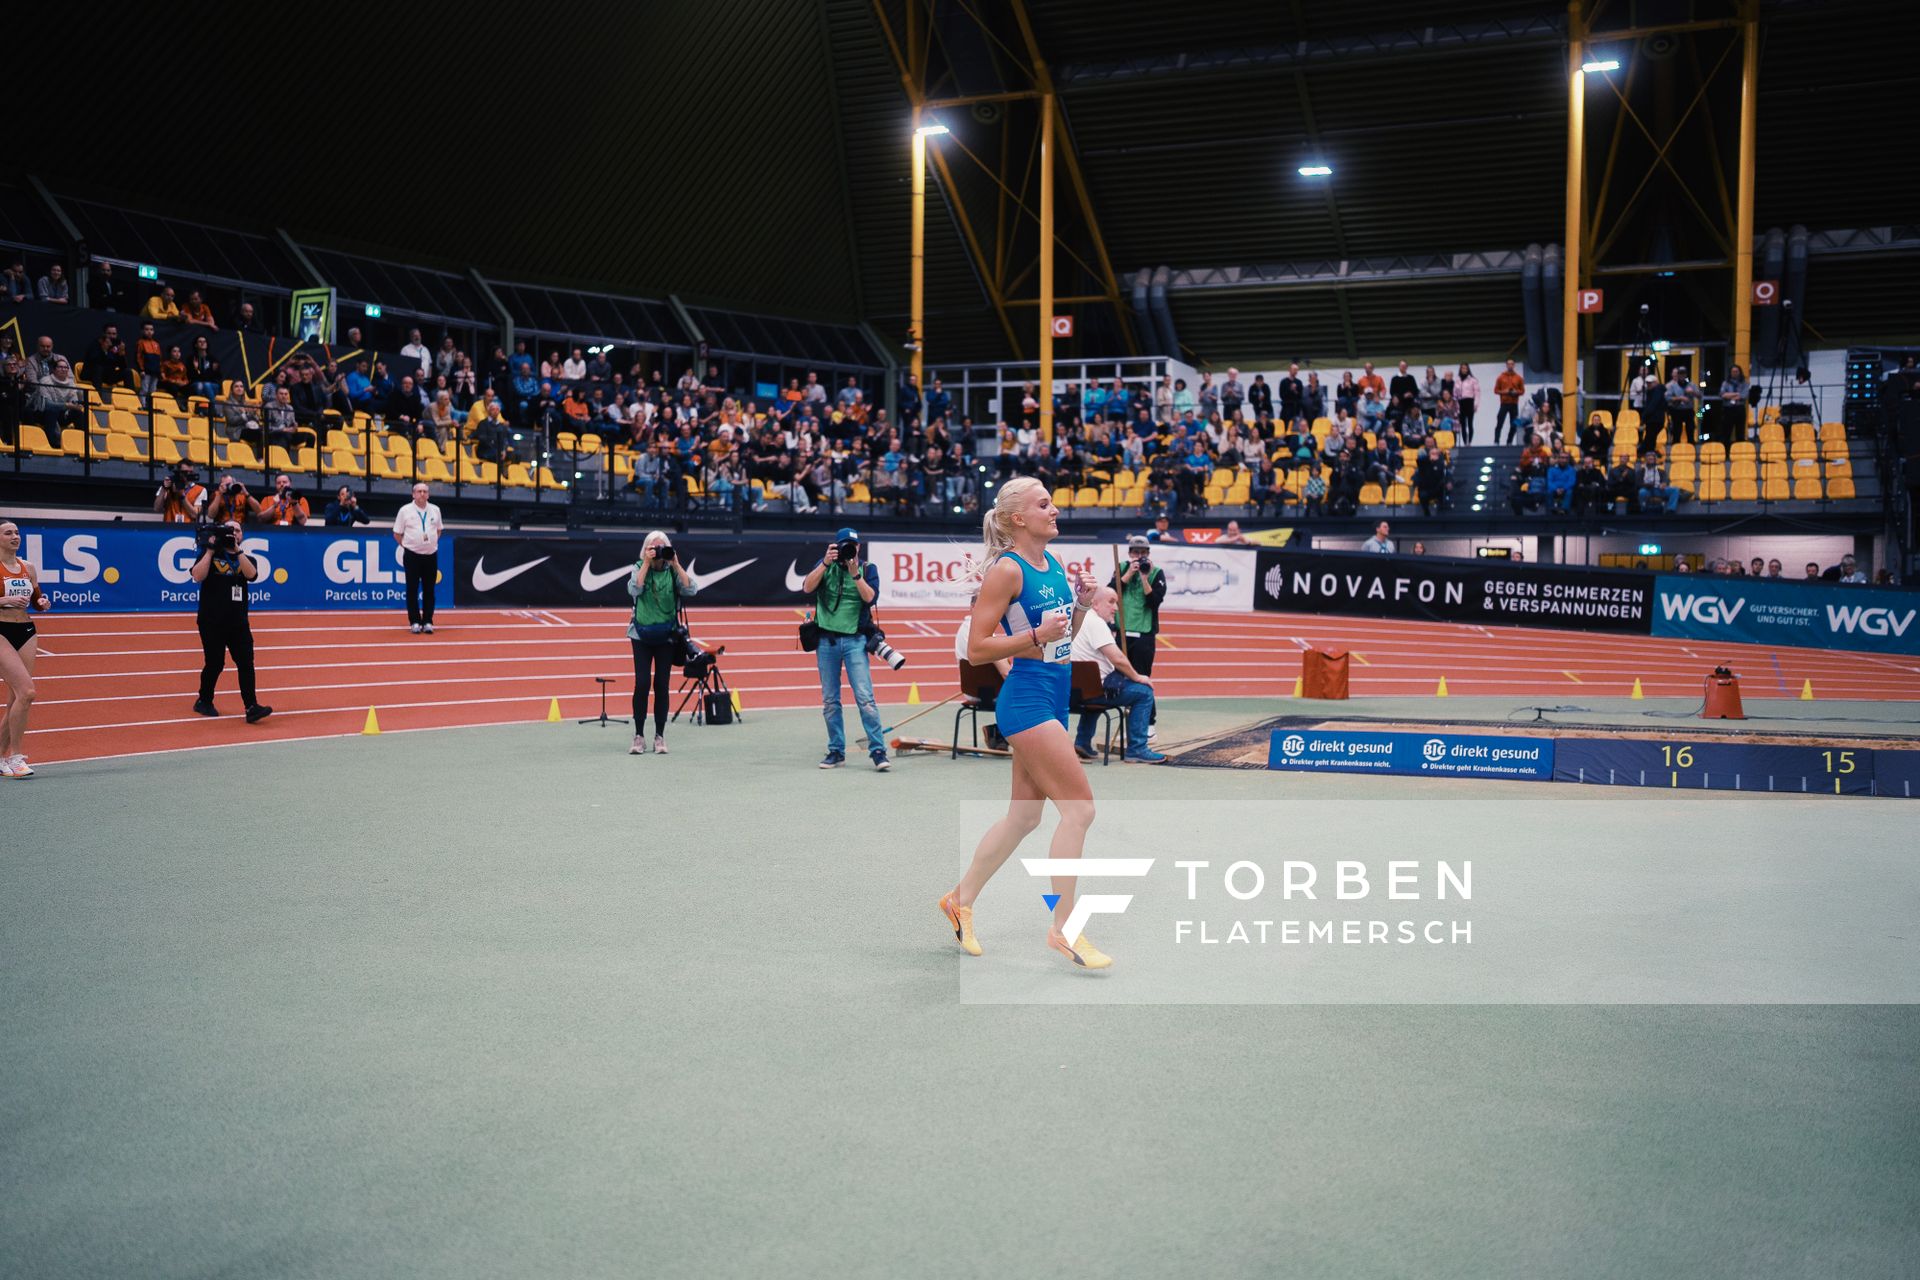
[21,526,450,612]
[1651,573,1920,657]
[868,539,1257,612]
[1253,548,1655,634]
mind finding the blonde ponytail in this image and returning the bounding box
[970,475,1045,581]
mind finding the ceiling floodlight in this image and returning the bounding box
[1297,164,1332,177]
[1582,58,1621,73]
[916,123,950,137]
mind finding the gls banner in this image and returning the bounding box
[452,536,796,607]
[869,539,1256,612]
[1253,549,1654,634]
[1651,574,1920,656]
[1269,728,1555,780]
[22,526,450,612]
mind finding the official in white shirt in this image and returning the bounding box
[1067,586,1164,763]
[392,482,444,633]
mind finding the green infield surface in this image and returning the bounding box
[5,698,1918,1278]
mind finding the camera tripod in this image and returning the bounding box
[672,649,742,724]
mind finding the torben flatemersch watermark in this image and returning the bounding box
[1171,859,1473,946]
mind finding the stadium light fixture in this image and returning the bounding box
[915,122,949,137]
[1581,58,1620,74]
[1297,164,1332,177]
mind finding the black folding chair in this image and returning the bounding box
[953,660,1004,758]
[1069,660,1121,765]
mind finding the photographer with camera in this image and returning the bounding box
[154,462,208,523]
[800,527,889,771]
[392,482,443,634]
[189,520,272,722]
[627,530,696,755]
[1111,535,1168,741]
[205,474,259,526]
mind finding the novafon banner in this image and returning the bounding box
[868,539,1256,612]
[1268,729,1555,780]
[1651,574,1920,656]
[20,526,450,612]
[1254,549,1654,633]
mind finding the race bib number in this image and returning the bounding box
[1041,605,1073,664]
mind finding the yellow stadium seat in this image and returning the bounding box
[1616,408,1641,429]
[1699,441,1727,464]
[1790,442,1817,461]
[22,425,62,457]
[1729,440,1755,460]
[848,482,869,503]
[1826,458,1853,479]
[1793,476,1822,500]
[1730,459,1757,480]
[1828,476,1856,500]
[1730,478,1759,501]
[184,437,211,465]
[1209,467,1233,487]
[458,459,497,485]
[1358,482,1385,506]
[555,432,578,451]
[323,451,366,478]
[1670,442,1696,464]
[423,454,459,484]
[579,433,603,453]
[1073,486,1099,509]
[1820,421,1845,442]
[1671,461,1697,485]
[1694,473,1727,502]
[105,433,147,463]
[224,440,261,469]
[1434,430,1455,451]
[1760,405,1780,423]
[1821,438,1849,460]
[268,445,317,474]
[1762,477,1789,502]
[1051,487,1072,507]
[1203,484,1225,505]
[613,453,634,478]
[537,466,566,490]
[1758,423,1784,445]
[370,451,411,481]
[155,413,189,441]
[504,463,534,488]
[111,387,144,412]
[1790,423,1817,447]
[1384,482,1412,506]
[1758,443,1787,465]
[1226,482,1251,504]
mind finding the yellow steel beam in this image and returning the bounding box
[1732,1,1759,373]
[1039,93,1055,442]
[1563,0,1585,403]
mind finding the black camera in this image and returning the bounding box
[865,627,906,671]
[199,523,240,555]
[838,538,860,564]
[652,543,675,561]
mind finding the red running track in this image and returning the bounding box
[20,606,1920,765]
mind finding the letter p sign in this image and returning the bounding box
[1576,288,1604,314]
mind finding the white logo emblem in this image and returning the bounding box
[1280,734,1306,757]
[785,560,810,593]
[579,559,633,593]
[470,556,549,592]
[684,558,755,592]
[1423,738,1447,762]
[1020,859,1156,940]
[1263,564,1285,599]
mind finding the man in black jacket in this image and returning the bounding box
[1247,374,1273,422]
[1388,360,1419,423]
[1111,534,1169,739]
[81,324,128,390]
[1278,363,1305,423]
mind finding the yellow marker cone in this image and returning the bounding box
[1291,675,1303,697]
[1799,678,1814,701]
[1435,676,1449,697]
[547,697,563,722]
[907,683,922,705]
[361,707,381,735]
[730,689,742,712]
[1630,678,1644,700]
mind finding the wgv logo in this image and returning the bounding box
[1826,603,1917,638]
[22,533,101,584]
[1021,858,1154,941]
[1661,593,1746,626]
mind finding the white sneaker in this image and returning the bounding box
[629,734,647,755]
[653,735,668,755]
[1147,724,1158,741]
[410,623,423,634]
[3,754,32,778]
[424,623,435,634]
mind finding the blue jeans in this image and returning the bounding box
[817,633,884,756]
[1639,484,1681,513]
[1077,671,1154,755]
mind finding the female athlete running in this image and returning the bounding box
[0,520,50,779]
[938,477,1111,968]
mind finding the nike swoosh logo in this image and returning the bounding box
[684,558,756,592]
[786,560,809,593]
[470,556,549,592]
[579,559,634,593]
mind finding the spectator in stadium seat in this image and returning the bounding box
[1388,361,1418,421]
[25,335,58,387]
[1416,445,1452,516]
[1420,365,1442,418]
[84,260,120,311]
[264,387,299,445]
[1545,452,1577,512]
[924,377,951,425]
[1664,367,1696,444]
[1453,364,1479,444]
[1493,359,1526,444]
[1220,368,1245,422]
[1638,452,1680,513]
[1360,520,1395,554]
[387,374,424,437]
[1766,559,1783,578]
[1358,362,1386,401]
[217,381,258,441]
[188,335,222,401]
[1433,390,1460,437]
[1302,371,1325,422]
[1825,554,1867,584]
[181,291,217,328]
[1357,387,1386,432]
[1070,586,1164,764]
[3,260,29,303]
[289,365,328,426]
[400,329,431,380]
[158,345,192,411]
[1718,365,1750,439]
[1571,455,1609,514]
[36,262,69,304]
[1301,462,1327,517]
[232,301,264,334]
[437,338,463,383]
[424,390,459,446]
[81,324,129,389]
[31,356,84,435]
[142,286,181,323]
[258,475,310,527]
[132,322,161,399]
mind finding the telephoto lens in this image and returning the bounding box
[866,629,907,670]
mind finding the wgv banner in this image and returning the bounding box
[1269,728,1555,780]
[869,539,1256,612]
[1254,549,1654,634]
[1651,575,1920,656]
[21,526,450,612]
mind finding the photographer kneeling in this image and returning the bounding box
[189,520,272,722]
[800,527,889,771]
[1070,587,1165,763]
[627,530,695,756]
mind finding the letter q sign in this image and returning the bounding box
[1752,279,1779,306]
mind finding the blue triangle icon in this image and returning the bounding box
[1042,894,1061,910]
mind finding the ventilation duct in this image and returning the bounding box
[1783,225,1809,369]
[1521,244,1547,372]
[1753,228,1786,368]
[1541,244,1563,376]
[1148,265,1179,359]
[1131,269,1154,353]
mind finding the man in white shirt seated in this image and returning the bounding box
[1068,586,1165,763]
[955,598,1013,750]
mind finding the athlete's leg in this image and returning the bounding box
[950,747,1045,908]
[1009,722,1096,934]
[0,637,36,759]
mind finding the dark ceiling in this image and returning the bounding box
[18,0,1918,367]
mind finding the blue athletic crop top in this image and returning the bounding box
[998,550,1074,664]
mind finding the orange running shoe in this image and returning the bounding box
[1047,929,1113,969]
[939,893,982,956]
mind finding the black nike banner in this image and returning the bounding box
[453,536,815,607]
[1252,548,1656,634]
